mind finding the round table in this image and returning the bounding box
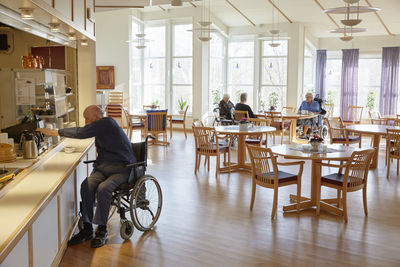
[346,124,400,168]
[214,125,276,172]
[270,144,356,214]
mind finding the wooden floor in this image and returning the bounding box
[60,132,400,267]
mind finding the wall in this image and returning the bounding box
[95,9,133,108]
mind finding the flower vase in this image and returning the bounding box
[310,142,322,151]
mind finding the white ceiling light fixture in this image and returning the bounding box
[343,0,360,4]
[340,35,354,42]
[81,39,88,46]
[171,0,182,6]
[330,27,366,33]
[324,6,380,14]
[126,33,153,49]
[49,22,60,33]
[19,7,34,20]
[68,32,76,41]
[268,0,281,48]
[188,0,214,42]
[47,34,55,40]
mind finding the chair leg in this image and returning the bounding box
[183,123,187,139]
[250,181,256,210]
[296,178,301,214]
[280,131,284,145]
[271,188,278,219]
[362,187,368,216]
[216,154,220,177]
[273,133,276,144]
[342,191,348,223]
[387,157,391,179]
[337,189,341,207]
[194,153,198,173]
[397,159,399,176]
[228,151,231,173]
[170,122,173,138]
[316,182,321,216]
[207,156,210,171]
[204,156,208,166]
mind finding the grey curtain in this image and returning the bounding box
[340,49,359,119]
[379,47,400,116]
[315,50,327,100]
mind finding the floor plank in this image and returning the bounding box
[60,133,400,267]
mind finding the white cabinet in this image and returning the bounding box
[32,196,58,267]
[75,160,87,213]
[1,231,29,267]
[59,172,76,244]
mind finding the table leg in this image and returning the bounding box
[237,135,246,166]
[371,134,380,169]
[310,159,321,205]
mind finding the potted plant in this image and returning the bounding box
[177,97,187,114]
[239,117,248,131]
[268,92,279,111]
[151,100,159,109]
[309,134,324,151]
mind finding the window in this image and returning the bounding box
[227,40,254,107]
[130,19,143,111]
[209,32,226,112]
[260,40,288,110]
[326,56,342,116]
[143,25,166,108]
[172,24,193,113]
[303,44,316,99]
[358,56,381,115]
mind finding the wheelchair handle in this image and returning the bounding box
[146,135,156,142]
[83,160,96,164]
[126,161,146,168]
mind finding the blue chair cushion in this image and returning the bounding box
[146,109,168,130]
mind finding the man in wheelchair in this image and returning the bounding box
[297,92,321,139]
[37,105,136,248]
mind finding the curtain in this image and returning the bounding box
[340,49,359,119]
[315,50,327,100]
[379,47,400,116]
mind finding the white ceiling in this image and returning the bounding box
[95,0,400,38]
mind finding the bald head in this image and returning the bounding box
[83,105,103,125]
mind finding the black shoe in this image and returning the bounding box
[91,229,108,248]
[300,134,309,140]
[68,229,93,246]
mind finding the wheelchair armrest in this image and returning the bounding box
[83,160,96,164]
[126,161,146,168]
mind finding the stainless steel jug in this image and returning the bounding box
[21,132,38,159]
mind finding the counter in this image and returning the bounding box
[0,138,95,267]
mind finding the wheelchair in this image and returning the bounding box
[212,107,235,126]
[78,135,163,240]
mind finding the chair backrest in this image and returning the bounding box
[394,119,400,127]
[147,111,167,132]
[346,106,363,122]
[106,104,123,119]
[234,110,249,121]
[192,120,204,127]
[183,105,189,120]
[108,91,123,105]
[369,110,382,124]
[325,117,345,139]
[247,145,279,186]
[265,111,282,122]
[322,103,334,118]
[123,108,132,138]
[192,126,218,154]
[143,105,160,110]
[386,128,400,158]
[248,118,270,126]
[282,106,296,113]
[343,148,375,189]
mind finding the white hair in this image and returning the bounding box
[305,92,313,98]
[223,94,230,99]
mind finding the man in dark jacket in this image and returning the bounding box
[37,105,136,248]
[235,92,257,118]
[218,94,234,120]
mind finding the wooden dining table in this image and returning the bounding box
[270,144,357,215]
[345,124,400,168]
[257,112,319,143]
[215,125,276,172]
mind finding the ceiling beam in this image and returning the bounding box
[158,5,166,11]
[365,0,393,36]
[225,0,255,26]
[95,5,144,9]
[313,0,340,28]
[189,1,197,8]
[267,0,292,23]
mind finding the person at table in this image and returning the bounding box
[219,94,235,120]
[298,92,321,138]
[235,92,257,119]
[36,105,136,248]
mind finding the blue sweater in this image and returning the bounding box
[298,100,320,113]
[58,117,136,164]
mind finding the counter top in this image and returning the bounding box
[0,138,94,262]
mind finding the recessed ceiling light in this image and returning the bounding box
[19,8,34,20]
[23,25,32,31]
[68,33,76,40]
[47,34,55,40]
[49,23,60,33]
[81,39,88,46]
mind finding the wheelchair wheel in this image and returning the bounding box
[120,220,134,240]
[130,175,162,232]
[320,125,328,140]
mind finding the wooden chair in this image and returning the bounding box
[143,105,160,110]
[147,111,169,146]
[386,128,400,178]
[322,103,334,118]
[108,91,124,105]
[368,110,385,125]
[316,148,375,222]
[234,110,249,121]
[192,125,233,177]
[123,109,146,141]
[192,120,204,127]
[246,118,271,147]
[343,106,363,125]
[106,104,123,126]
[282,106,296,113]
[170,105,189,139]
[325,117,361,147]
[265,111,291,145]
[247,145,304,219]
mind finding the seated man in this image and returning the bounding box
[298,92,321,138]
[218,94,234,120]
[235,92,257,119]
[37,105,136,248]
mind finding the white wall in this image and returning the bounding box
[95,9,134,108]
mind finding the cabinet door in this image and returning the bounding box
[32,196,58,267]
[59,172,76,244]
[1,231,29,267]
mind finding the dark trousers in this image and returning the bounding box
[80,162,130,226]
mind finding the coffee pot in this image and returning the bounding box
[20,131,38,159]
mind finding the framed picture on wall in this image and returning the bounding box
[96,66,115,89]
